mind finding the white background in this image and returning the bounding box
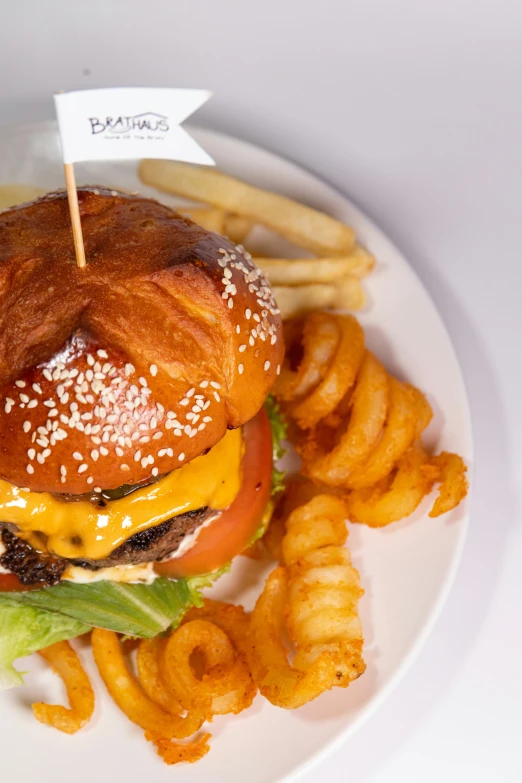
[0,1,520,781]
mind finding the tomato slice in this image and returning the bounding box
[0,572,35,592]
[154,407,273,579]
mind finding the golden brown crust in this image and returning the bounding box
[0,188,283,493]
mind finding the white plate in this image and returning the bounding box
[0,122,472,782]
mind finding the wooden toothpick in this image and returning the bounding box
[63,162,86,269]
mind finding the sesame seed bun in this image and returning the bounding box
[0,188,283,493]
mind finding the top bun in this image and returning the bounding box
[0,187,283,493]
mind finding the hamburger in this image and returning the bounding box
[0,187,285,681]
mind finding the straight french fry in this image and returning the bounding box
[256,246,374,286]
[273,277,365,320]
[0,184,45,211]
[139,160,356,255]
[177,207,226,233]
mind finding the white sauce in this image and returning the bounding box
[63,561,157,584]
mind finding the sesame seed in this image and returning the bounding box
[179,398,189,406]
[245,309,251,320]
[214,391,221,402]
[4,402,12,414]
[158,449,167,457]
[238,364,244,375]
[167,448,174,457]
[100,446,109,456]
[192,405,201,413]
[32,384,42,394]
[249,336,255,347]
[78,464,88,474]
[26,464,34,474]
[139,436,150,444]
[19,393,29,403]
[116,447,124,457]
[28,449,36,460]
[36,438,48,448]
[140,457,148,469]
[198,423,206,431]
[87,477,94,485]
[187,388,195,398]
[60,393,69,404]
[150,417,157,429]
[48,408,58,417]
[23,421,31,433]
[97,349,108,359]
[239,344,246,353]
[276,364,281,375]
[264,360,271,371]
[15,380,26,388]
[174,429,182,436]
[203,416,212,423]
[120,464,130,471]
[153,432,162,440]
[94,487,102,493]
[199,381,209,388]
[150,364,158,377]
[152,467,159,477]
[228,298,234,309]
[73,452,83,460]
[43,369,52,382]
[42,449,51,460]
[91,450,99,462]
[210,381,221,389]
[125,364,135,376]
[134,450,142,462]
[178,453,185,461]
[139,376,147,387]
[85,370,94,382]
[186,412,195,422]
[87,355,95,367]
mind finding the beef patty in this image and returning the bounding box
[0,506,212,587]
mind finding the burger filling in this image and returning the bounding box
[0,428,243,584]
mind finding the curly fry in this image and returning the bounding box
[345,442,436,526]
[160,616,254,717]
[249,494,365,708]
[429,452,469,517]
[92,628,205,739]
[145,730,212,765]
[33,641,94,735]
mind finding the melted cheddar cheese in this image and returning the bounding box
[0,428,243,560]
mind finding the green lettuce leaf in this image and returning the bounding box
[1,577,197,639]
[265,394,288,498]
[0,600,88,689]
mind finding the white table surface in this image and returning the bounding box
[0,1,520,780]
